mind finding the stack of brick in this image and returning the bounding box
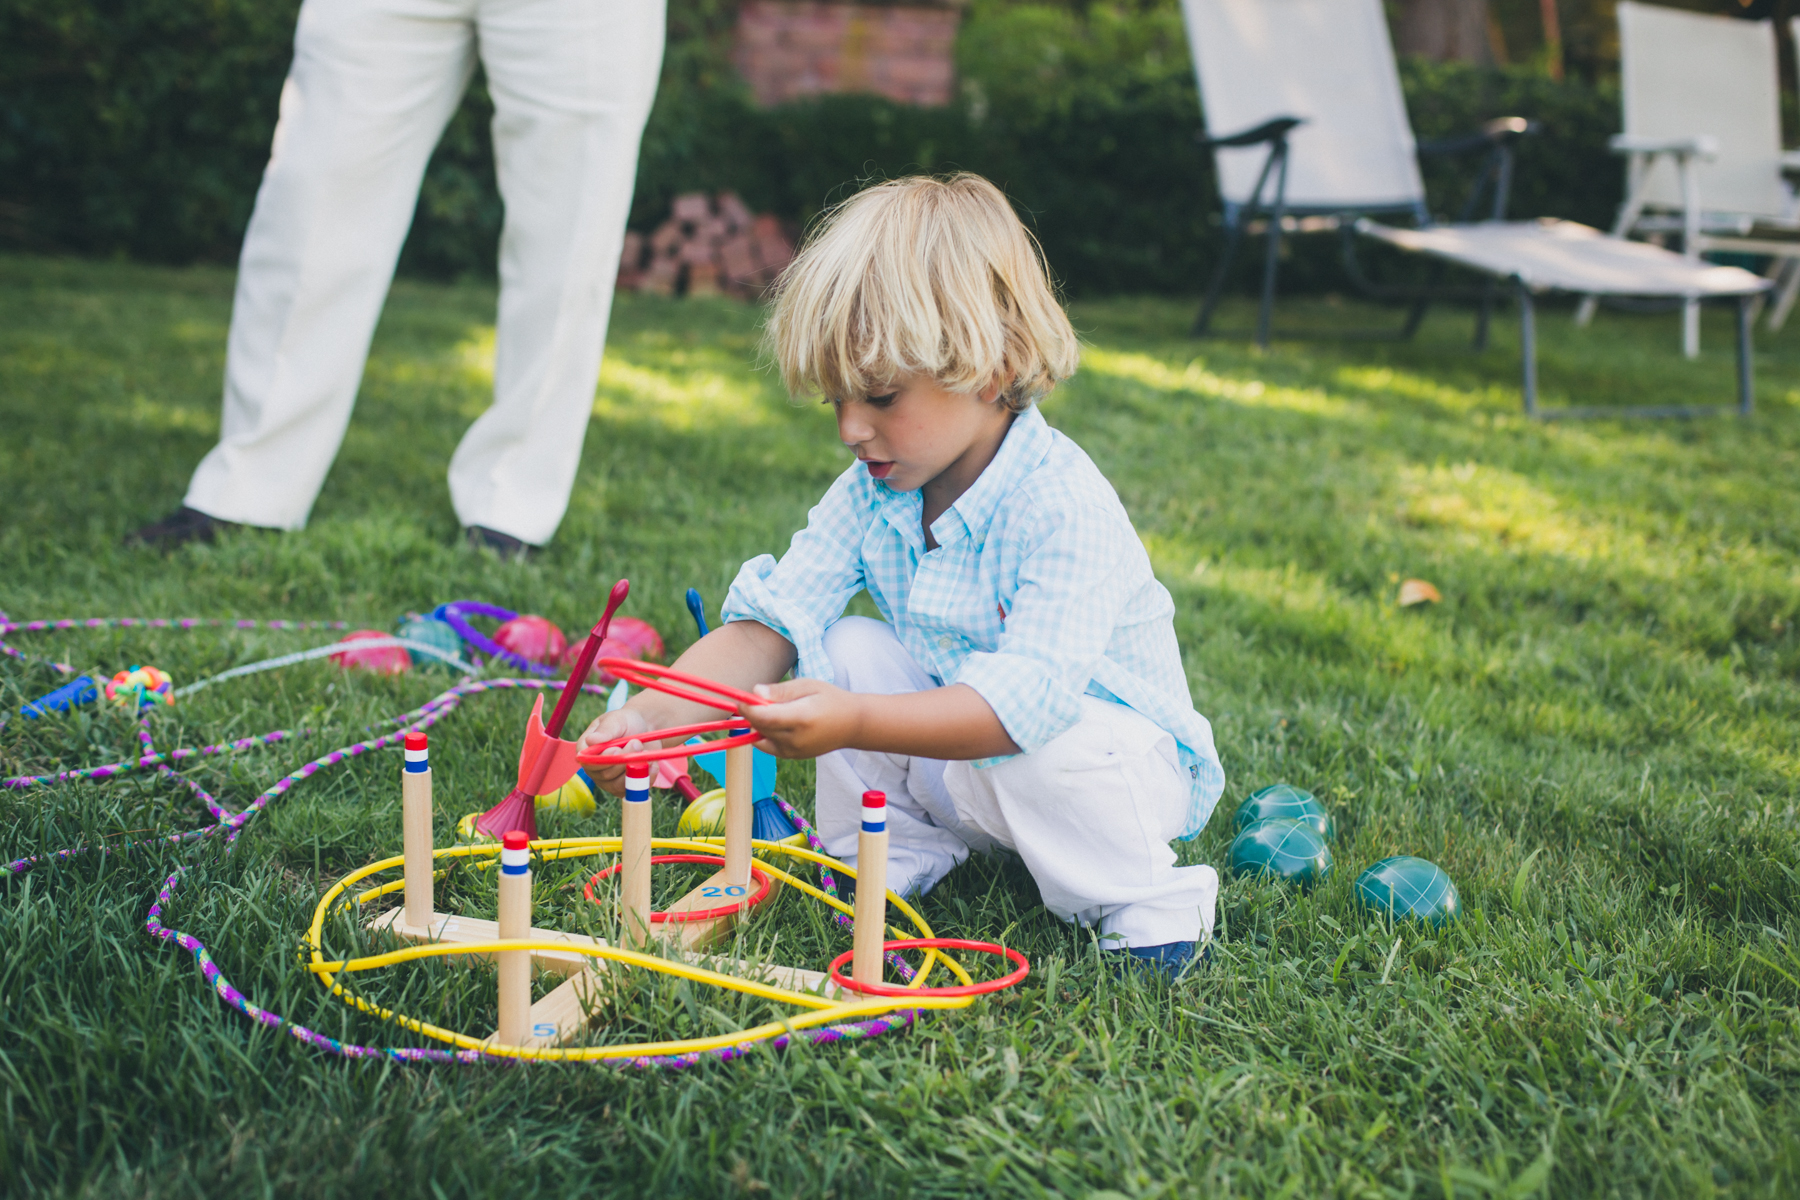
[732,2,963,108]
[617,193,797,301]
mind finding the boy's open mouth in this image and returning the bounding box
[864,460,894,479]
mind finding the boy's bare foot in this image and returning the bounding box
[466,525,534,561]
[124,506,237,550]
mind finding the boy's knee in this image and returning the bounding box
[824,616,916,691]
[981,715,1113,791]
[823,615,895,663]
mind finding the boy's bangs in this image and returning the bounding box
[767,175,1079,410]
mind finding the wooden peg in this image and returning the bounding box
[722,738,754,888]
[620,761,653,947]
[497,830,532,1046]
[852,790,889,988]
[402,731,433,930]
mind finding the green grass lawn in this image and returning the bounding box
[3,252,1799,1197]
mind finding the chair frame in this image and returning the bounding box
[1191,116,1539,348]
[1573,5,1800,356]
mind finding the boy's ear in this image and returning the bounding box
[978,371,1015,405]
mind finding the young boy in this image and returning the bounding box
[579,174,1224,974]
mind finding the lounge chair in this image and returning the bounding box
[1179,0,1535,347]
[1178,0,1770,418]
[1574,2,1800,357]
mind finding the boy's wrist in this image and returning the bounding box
[842,690,874,751]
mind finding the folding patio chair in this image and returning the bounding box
[1573,2,1800,357]
[1178,0,1771,419]
[1179,0,1533,347]
[1360,219,1766,418]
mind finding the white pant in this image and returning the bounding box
[184,0,665,544]
[816,617,1218,948]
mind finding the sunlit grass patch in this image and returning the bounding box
[4,259,1800,1195]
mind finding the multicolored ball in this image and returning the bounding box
[675,787,729,839]
[537,768,598,815]
[1354,856,1460,926]
[493,615,567,665]
[397,617,464,670]
[563,616,665,684]
[104,665,175,709]
[329,630,411,674]
[675,787,806,851]
[1233,783,1333,840]
[1229,817,1332,889]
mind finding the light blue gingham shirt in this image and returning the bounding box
[721,406,1225,838]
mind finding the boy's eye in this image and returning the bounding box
[865,391,899,408]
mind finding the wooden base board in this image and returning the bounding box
[651,868,752,952]
[369,907,617,1051]
[368,907,610,976]
[507,969,610,1050]
[684,953,838,999]
[497,953,840,1053]
[369,898,845,1053]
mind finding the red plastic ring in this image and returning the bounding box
[576,719,761,767]
[598,658,766,713]
[582,854,773,923]
[827,938,1030,997]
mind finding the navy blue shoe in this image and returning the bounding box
[1111,940,1210,979]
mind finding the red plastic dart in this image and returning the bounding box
[474,579,630,841]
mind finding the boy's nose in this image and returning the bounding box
[837,409,872,447]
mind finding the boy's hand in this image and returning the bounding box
[576,707,656,796]
[740,679,864,759]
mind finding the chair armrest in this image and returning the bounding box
[1417,116,1540,157]
[1609,133,1718,159]
[1197,116,1304,150]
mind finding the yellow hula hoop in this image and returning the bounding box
[303,836,978,1061]
[327,837,975,990]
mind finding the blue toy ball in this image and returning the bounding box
[1229,817,1332,889]
[1233,783,1333,840]
[397,617,464,670]
[1354,856,1460,926]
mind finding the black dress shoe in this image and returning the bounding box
[466,525,535,561]
[124,506,236,550]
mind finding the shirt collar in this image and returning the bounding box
[929,406,1054,548]
[870,406,1055,552]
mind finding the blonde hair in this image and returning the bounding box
[764,173,1080,412]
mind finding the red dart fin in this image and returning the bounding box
[515,695,548,790]
[516,695,582,797]
[526,738,582,798]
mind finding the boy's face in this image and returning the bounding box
[832,373,1011,495]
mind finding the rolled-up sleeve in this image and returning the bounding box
[721,467,872,681]
[952,496,1141,754]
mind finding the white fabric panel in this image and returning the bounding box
[1359,218,1771,296]
[1179,0,1424,212]
[185,0,666,543]
[815,617,1217,948]
[1618,2,1786,220]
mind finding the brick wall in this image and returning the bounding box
[732,2,963,108]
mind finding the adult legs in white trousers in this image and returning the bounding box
[183,0,664,544]
[815,616,1218,949]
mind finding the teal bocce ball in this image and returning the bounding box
[1233,783,1333,840]
[397,617,464,670]
[1229,818,1332,889]
[1354,856,1460,926]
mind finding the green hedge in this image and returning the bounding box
[0,0,1624,296]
